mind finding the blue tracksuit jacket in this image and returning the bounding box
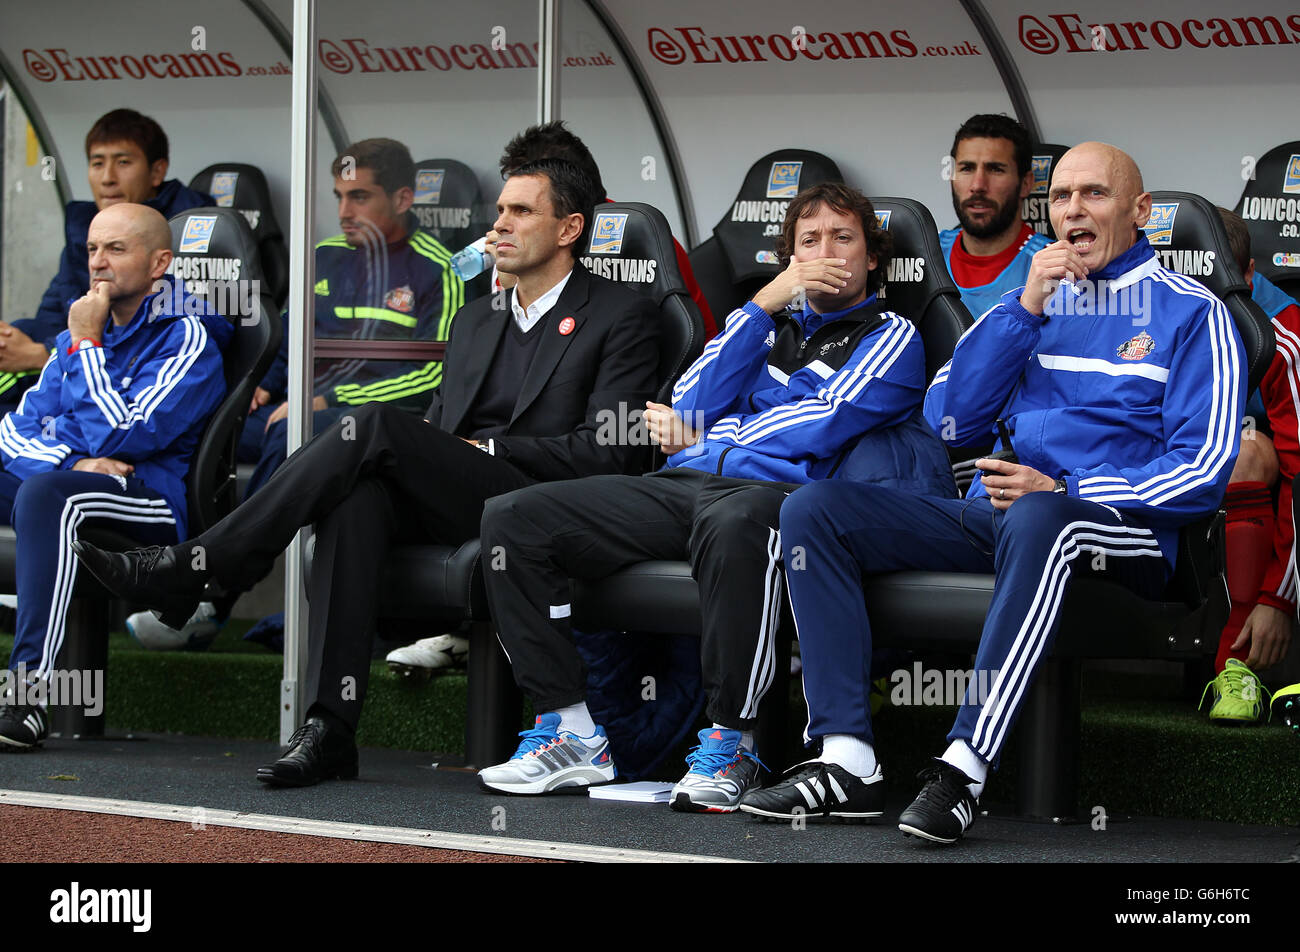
[0,275,232,538]
[669,295,928,484]
[925,237,1246,564]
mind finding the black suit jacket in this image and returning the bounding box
[424,263,660,481]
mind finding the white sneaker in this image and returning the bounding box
[126,601,221,651]
[478,713,617,794]
[385,634,470,678]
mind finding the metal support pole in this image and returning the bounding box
[538,0,561,123]
[280,0,317,745]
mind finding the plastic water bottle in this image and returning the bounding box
[451,236,491,281]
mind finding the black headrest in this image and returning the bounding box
[1145,191,1248,296]
[1021,143,1071,237]
[410,158,484,252]
[189,163,283,242]
[581,202,688,306]
[1234,141,1300,287]
[1147,190,1275,392]
[711,149,844,286]
[580,202,704,409]
[870,197,973,381]
[166,207,264,322]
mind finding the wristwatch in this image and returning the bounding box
[1053,477,1068,495]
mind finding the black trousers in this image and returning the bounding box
[481,468,796,730]
[194,402,536,729]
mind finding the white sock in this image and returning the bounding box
[818,735,878,777]
[710,723,754,752]
[555,702,597,741]
[942,739,988,798]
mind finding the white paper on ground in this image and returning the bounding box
[587,781,675,803]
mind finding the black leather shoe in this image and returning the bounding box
[71,542,207,629]
[256,717,359,787]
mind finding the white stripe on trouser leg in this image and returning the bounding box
[792,608,816,746]
[979,526,1162,757]
[973,523,1162,757]
[739,528,781,721]
[970,520,1161,760]
[37,492,175,681]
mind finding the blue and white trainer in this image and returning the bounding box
[670,728,766,813]
[478,713,617,795]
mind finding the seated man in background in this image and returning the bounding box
[940,114,1051,317]
[75,158,661,787]
[757,144,1244,842]
[128,137,464,650]
[0,203,230,748]
[475,183,951,814]
[1199,207,1299,722]
[0,109,212,415]
[387,120,718,677]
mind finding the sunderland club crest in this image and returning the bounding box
[1117,330,1155,361]
[385,285,415,313]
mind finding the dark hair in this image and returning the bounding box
[84,108,169,166]
[506,157,599,259]
[331,138,415,194]
[1217,206,1252,275]
[775,183,893,295]
[950,113,1034,179]
[499,121,607,201]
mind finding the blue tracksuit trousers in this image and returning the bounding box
[780,482,1169,767]
[0,469,178,681]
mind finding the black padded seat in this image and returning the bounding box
[189,163,289,307]
[1234,141,1300,300]
[1020,143,1071,237]
[572,561,700,635]
[376,537,486,627]
[170,208,284,531]
[409,158,485,256]
[579,202,704,407]
[869,197,974,383]
[688,150,845,322]
[1146,190,1274,391]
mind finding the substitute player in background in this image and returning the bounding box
[940,114,1052,317]
[1199,207,1299,723]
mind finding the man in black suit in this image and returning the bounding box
[74,158,660,785]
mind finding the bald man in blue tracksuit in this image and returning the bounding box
[765,144,1246,842]
[0,202,229,748]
